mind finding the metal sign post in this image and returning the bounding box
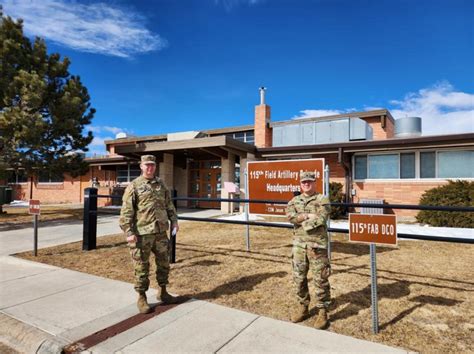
[28,200,41,256]
[370,243,379,334]
[33,215,38,256]
[324,164,331,261]
[244,169,250,251]
[349,212,397,334]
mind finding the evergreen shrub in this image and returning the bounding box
[416,180,474,228]
[329,182,346,219]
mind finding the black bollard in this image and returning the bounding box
[83,187,98,250]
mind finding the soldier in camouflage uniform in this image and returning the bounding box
[120,155,180,314]
[286,171,331,329]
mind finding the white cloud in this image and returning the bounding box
[2,0,167,58]
[215,0,264,11]
[89,135,112,147]
[86,136,113,156]
[292,82,474,135]
[87,135,112,157]
[88,125,128,135]
[389,82,474,135]
[363,106,384,111]
[85,125,132,156]
[292,109,356,119]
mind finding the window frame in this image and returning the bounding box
[116,164,141,184]
[352,148,474,181]
[229,131,255,144]
[37,171,64,184]
[7,170,28,185]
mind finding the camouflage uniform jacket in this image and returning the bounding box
[119,176,178,236]
[286,193,331,248]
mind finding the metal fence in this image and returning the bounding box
[83,188,474,255]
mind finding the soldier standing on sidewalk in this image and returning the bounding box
[286,171,331,329]
[119,155,180,314]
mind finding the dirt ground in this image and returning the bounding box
[16,222,474,353]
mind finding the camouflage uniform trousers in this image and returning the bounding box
[129,232,170,293]
[292,239,331,309]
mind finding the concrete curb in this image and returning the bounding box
[0,313,67,354]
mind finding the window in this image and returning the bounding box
[117,165,141,183]
[233,132,245,142]
[7,170,28,184]
[38,171,64,183]
[368,154,398,178]
[354,155,367,179]
[400,153,415,179]
[129,166,141,180]
[229,131,254,144]
[245,131,255,144]
[420,152,436,178]
[438,150,474,178]
[354,150,473,180]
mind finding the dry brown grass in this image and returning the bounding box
[0,342,19,354]
[0,206,83,225]
[16,222,474,353]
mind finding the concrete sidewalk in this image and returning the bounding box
[0,209,223,257]
[0,256,407,353]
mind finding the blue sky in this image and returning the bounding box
[3,0,474,156]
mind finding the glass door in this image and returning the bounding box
[188,160,221,209]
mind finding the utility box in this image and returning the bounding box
[0,186,13,205]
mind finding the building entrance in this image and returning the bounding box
[188,160,221,209]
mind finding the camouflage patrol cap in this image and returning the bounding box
[300,171,316,182]
[140,155,156,164]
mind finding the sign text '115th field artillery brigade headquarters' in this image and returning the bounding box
[247,159,324,215]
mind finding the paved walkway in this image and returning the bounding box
[0,257,406,353]
[0,209,436,353]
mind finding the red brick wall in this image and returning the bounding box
[385,116,395,138]
[324,154,346,179]
[11,174,82,204]
[353,180,450,217]
[9,167,118,205]
[255,104,272,148]
[361,115,394,140]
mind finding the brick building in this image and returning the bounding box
[5,90,473,215]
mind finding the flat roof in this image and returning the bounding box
[104,124,253,145]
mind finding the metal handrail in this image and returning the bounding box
[96,193,474,212]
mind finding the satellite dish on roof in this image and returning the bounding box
[115,132,127,139]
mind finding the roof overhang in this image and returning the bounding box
[114,135,256,160]
[85,156,138,167]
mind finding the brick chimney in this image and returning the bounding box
[254,87,272,148]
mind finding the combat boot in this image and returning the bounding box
[290,303,309,323]
[137,292,152,314]
[157,285,179,304]
[313,308,329,329]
